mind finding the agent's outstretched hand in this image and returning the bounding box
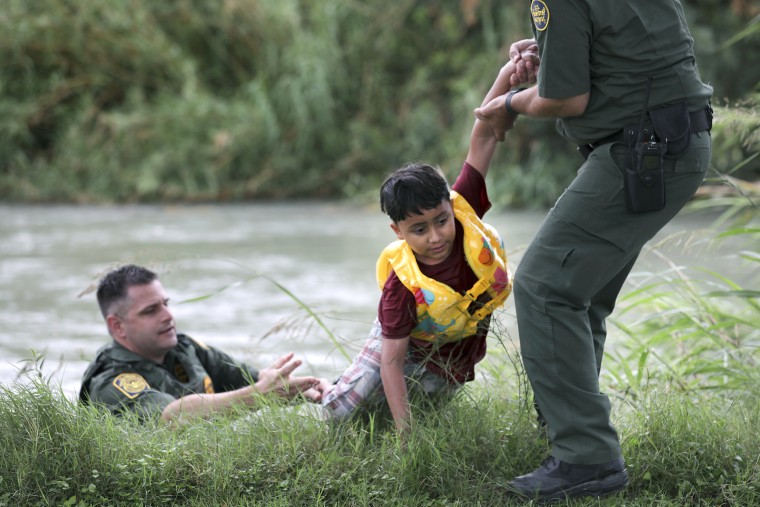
[254,352,321,399]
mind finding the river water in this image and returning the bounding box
[0,202,736,398]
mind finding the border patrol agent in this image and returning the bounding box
[475,0,712,502]
[80,333,260,420]
[79,265,329,422]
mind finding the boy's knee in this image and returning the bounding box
[321,382,366,421]
[321,403,351,422]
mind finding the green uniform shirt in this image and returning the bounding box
[529,0,713,144]
[79,334,259,419]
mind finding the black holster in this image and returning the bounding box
[623,101,694,213]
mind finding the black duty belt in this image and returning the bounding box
[577,106,713,161]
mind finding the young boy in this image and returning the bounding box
[322,58,521,433]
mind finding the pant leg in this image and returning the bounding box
[589,254,639,373]
[322,319,385,420]
[514,132,711,464]
[322,319,458,421]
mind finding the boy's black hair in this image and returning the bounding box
[380,163,450,223]
[96,264,158,318]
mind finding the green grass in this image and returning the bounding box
[1,363,757,506]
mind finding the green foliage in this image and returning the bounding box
[606,198,759,395]
[684,0,760,101]
[690,0,760,185]
[619,388,759,505]
[709,95,760,189]
[0,0,525,203]
[2,0,756,204]
[0,372,757,506]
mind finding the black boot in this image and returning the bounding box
[508,455,628,503]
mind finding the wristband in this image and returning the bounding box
[504,88,524,116]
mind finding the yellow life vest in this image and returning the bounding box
[376,191,511,343]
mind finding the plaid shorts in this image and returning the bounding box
[322,319,458,420]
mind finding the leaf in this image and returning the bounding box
[704,290,760,299]
[717,228,760,238]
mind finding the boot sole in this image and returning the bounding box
[538,469,629,504]
[508,469,628,505]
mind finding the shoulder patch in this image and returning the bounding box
[112,372,150,399]
[531,0,550,31]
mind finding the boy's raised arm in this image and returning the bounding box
[465,60,519,176]
[480,59,519,108]
[467,45,541,175]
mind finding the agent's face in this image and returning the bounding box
[107,280,177,363]
[391,199,456,265]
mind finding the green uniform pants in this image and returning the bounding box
[513,131,712,464]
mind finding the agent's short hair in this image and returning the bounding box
[380,163,450,223]
[96,264,158,318]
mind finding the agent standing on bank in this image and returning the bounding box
[475,0,712,502]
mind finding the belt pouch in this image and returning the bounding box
[649,101,691,156]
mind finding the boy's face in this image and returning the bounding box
[390,199,456,265]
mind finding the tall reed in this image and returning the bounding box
[606,188,759,397]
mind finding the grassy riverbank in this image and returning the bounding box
[0,371,758,506]
[2,203,758,506]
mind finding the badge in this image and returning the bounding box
[174,362,189,383]
[531,0,550,31]
[113,372,150,399]
[203,375,215,394]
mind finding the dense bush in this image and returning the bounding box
[0,0,758,204]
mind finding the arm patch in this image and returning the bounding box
[112,372,150,399]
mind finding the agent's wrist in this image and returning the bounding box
[504,88,525,116]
